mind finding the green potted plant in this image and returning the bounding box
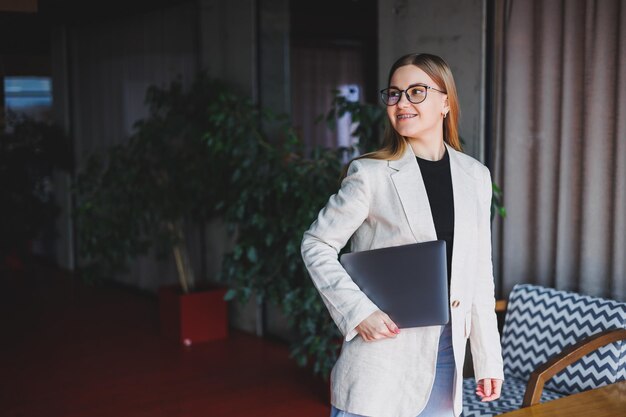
[74,73,258,345]
[0,115,72,270]
[218,131,348,377]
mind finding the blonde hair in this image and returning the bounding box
[341,53,462,179]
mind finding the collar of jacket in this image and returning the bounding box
[385,140,480,266]
[387,140,476,180]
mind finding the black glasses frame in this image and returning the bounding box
[379,83,447,106]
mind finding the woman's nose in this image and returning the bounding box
[397,93,410,108]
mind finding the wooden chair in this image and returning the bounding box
[462,284,626,417]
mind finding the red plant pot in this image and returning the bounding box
[158,284,228,345]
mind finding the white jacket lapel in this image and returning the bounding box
[388,141,476,287]
[389,144,438,243]
[446,142,476,289]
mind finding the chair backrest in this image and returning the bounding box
[501,284,626,395]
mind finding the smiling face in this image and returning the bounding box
[386,65,449,143]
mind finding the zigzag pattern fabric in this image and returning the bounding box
[501,284,626,394]
[462,284,626,416]
[461,376,564,417]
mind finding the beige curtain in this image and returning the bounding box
[493,0,626,301]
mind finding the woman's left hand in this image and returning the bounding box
[476,378,503,402]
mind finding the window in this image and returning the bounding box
[4,76,53,121]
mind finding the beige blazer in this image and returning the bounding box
[300,141,504,417]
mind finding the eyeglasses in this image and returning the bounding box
[380,83,447,106]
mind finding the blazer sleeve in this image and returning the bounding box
[300,159,380,342]
[470,166,505,382]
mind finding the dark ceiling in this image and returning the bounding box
[0,0,191,56]
[290,0,376,46]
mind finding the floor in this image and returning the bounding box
[0,261,330,417]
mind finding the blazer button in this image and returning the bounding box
[451,300,461,308]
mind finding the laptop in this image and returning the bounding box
[339,240,449,329]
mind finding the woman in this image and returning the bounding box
[300,53,504,417]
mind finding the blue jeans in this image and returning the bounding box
[330,323,455,417]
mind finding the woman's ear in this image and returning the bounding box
[442,97,450,117]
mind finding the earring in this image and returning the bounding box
[443,112,448,119]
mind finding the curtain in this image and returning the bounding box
[69,3,197,166]
[67,3,198,291]
[493,0,625,301]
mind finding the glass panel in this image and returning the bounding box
[4,76,53,121]
[408,86,427,102]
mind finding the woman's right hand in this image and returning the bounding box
[355,310,401,341]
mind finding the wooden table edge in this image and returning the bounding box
[497,380,626,417]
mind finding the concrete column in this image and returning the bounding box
[258,0,290,118]
[198,0,263,336]
[198,0,258,98]
[50,25,75,271]
[198,0,291,339]
[256,0,292,339]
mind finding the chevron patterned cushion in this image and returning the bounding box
[501,284,626,395]
[461,376,564,417]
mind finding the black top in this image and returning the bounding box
[415,147,455,288]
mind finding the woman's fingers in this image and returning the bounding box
[476,378,502,402]
[368,318,395,340]
[356,310,400,341]
[375,312,399,338]
[383,314,401,335]
[487,379,503,401]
